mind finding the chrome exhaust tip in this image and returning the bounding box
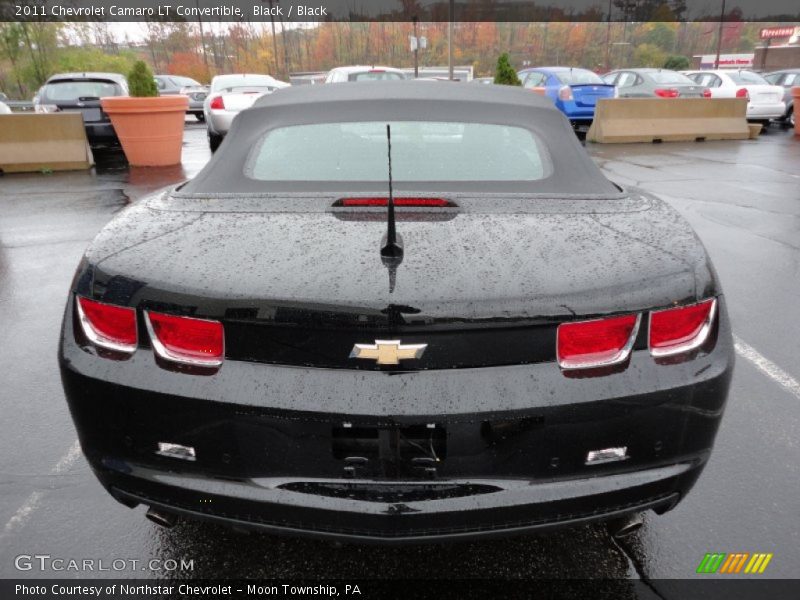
[146,507,178,529]
[608,512,644,539]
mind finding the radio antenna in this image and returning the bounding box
[380,124,403,292]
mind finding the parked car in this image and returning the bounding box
[204,73,289,152]
[154,74,208,122]
[683,69,785,124]
[324,66,408,83]
[517,67,616,132]
[34,72,128,149]
[602,68,710,99]
[60,81,733,542]
[762,69,799,128]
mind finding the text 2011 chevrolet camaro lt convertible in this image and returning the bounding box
[60,82,733,542]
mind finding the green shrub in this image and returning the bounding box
[663,55,690,70]
[127,60,158,98]
[494,53,522,86]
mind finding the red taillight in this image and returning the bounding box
[736,87,749,100]
[209,95,225,110]
[558,85,573,101]
[76,297,137,353]
[557,314,640,370]
[145,312,224,367]
[654,88,680,98]
[339,197,452,207]
[702,88,712,98]
[649,299,716,357]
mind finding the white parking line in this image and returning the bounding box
[1,440,82,539]
[734,336,800,401]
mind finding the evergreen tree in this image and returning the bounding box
[128,60,158,98]
[494,53,521,86]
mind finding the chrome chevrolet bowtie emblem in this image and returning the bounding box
[350,340,427,365]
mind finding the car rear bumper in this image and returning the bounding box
[746,102,786,119]
[104,461,688,543]
[60,295,733,542]
[84,122,120,148]
[206,110,236,135]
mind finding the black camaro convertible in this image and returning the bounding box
[60,82,733,542]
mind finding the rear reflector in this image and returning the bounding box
[145,311,224,367]
[702,88,712,98]
[76,296,137,353]
[649,299,716,358]
[338,197,453,208]
[557,314,640,370]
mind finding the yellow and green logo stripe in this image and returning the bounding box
[696,552,773,574]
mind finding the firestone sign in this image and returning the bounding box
[759,26,797,39]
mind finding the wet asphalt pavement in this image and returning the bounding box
[0,120,798,591]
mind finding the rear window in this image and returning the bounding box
[555,69,604,85]
[42,80,122,102]
[648,71,696,85]
[348,71,406,82]
[246,121,549,182]
[726,71,768,85]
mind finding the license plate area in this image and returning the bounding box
[332,424,446,478]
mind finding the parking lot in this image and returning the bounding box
[1,120,798,591]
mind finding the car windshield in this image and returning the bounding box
[41,80,122,102]
[649,71,696,85]
[246,121,549,182]
[348,71,405,81]
[555,69,604,85]
[726,70,768,85]
[213,75,275,91]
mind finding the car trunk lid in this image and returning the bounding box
[570,84,615,107]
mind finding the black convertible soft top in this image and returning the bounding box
[182,81,618,196]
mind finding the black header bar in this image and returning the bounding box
[2,0,800,23]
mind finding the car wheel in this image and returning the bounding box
[195,113,205,122]
[208,132,222,152]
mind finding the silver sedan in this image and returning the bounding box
[204,74,289,152]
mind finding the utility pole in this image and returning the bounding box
[267,0,280,76]
[277,0,290,80]
[604,0,613,71]
[714,0,727,69]
[448,0,454,80]
[196,0,210,81]
[413,16,419,79]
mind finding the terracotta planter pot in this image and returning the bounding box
[101,96,188,166]
[793,87,800,137]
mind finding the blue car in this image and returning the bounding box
[517,67,616,131]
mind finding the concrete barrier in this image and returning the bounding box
[0,113,93,173]
[587,98,750,144]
